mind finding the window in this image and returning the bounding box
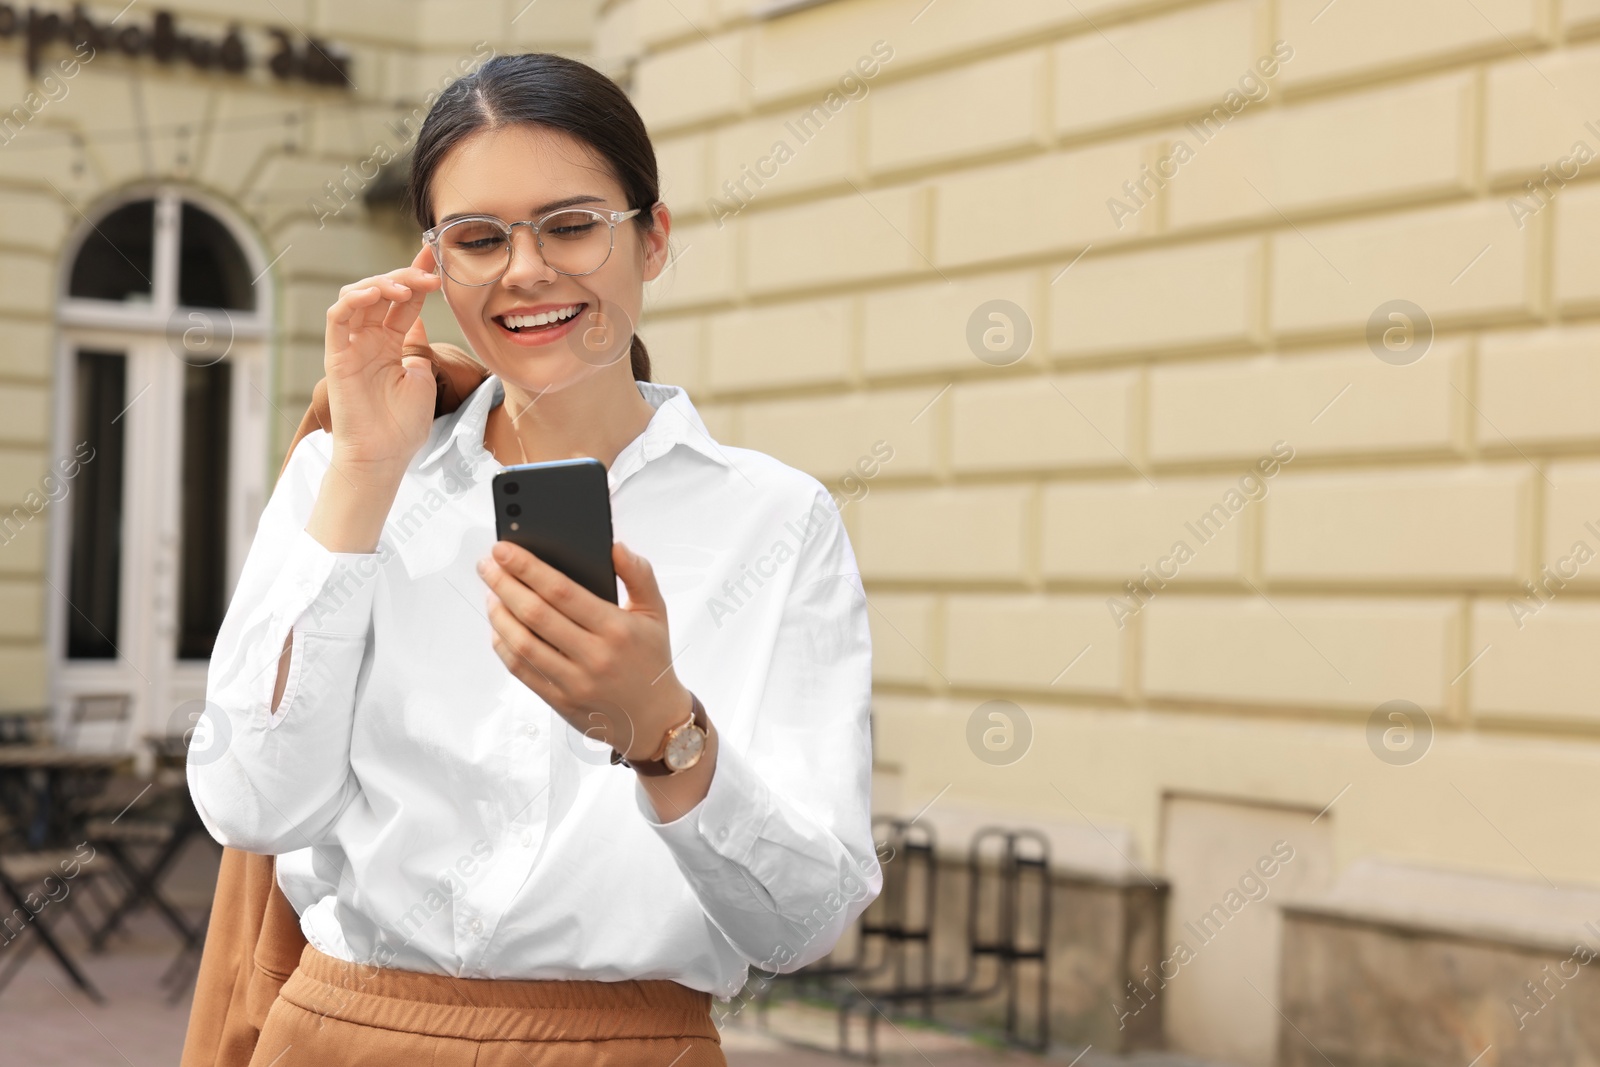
[66,196,258,312]
[67,201,154,304]
[179,202,256,311]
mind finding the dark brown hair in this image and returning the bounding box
[405,52,658,381]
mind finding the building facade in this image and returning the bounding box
[4,0,1600,1063]
[0,0,592,744]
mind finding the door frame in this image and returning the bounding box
[46,184,276,755]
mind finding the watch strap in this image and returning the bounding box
[611,692,707,777]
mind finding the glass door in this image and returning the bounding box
[174,358,233,662]
[54,335,267,752]
[63,348,127,662]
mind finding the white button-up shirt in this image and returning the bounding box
[188,375,882,997]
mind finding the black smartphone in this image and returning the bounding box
[491,458,618,604]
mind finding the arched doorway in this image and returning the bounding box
[47,188,272,754]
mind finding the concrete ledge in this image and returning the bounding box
[1283,857,1600,954]
[1279,858,1600,1066]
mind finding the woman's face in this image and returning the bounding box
[427,123,670,396]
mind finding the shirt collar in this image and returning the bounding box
[415,374,733,482]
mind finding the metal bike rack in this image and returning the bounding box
[753,821,1052,1062]
[845,826,1052,1059]
[860,816,939,1004]
[751,815,935,1042]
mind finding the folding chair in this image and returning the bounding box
[60,694,132,752]
[86,812,207,953]
[0,836,113,1002]
[81,741,210,955]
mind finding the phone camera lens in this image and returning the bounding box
[504,481,519,495]
[506,503,521,517]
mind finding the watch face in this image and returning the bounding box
[664,725,706,772]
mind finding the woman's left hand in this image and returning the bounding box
[477,539,692,761]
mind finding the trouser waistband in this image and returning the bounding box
[277,944,720,1044]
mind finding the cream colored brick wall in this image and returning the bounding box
[608,0,1600,901]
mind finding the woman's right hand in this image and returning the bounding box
[322,245,445,481]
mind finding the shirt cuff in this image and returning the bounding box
[282,526,382,637]
[634,739,770,866]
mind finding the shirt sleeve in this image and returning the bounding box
[187,429,379,856]
[634,485,883,974]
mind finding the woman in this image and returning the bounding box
[188,51,880,1066]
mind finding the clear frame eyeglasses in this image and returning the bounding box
[422,206,644,286]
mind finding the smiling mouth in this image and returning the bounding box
[495,303,586,333]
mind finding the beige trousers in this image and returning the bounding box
[246,944,729,1066]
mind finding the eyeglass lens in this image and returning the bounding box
[436,211,615,284]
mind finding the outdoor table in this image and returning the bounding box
[0,748,126,848]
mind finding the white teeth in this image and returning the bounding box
[501,304,581,329]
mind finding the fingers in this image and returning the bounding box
[325,267,441,356]
[613,542,665,616]
[325,284,381,356]
[374,267,440,339]
[380,278,429,339]
[326,276,405,351]
[401,312,431,359]
[340,264,438,295]
[486,615,570,701]
[488,541,614,634]
[478,556,593,663]
[353,277,411,332]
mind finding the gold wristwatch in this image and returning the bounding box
[610,692,709,776]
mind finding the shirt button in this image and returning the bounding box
[526,724,538,738]
[716,827,729,843]
[469,918,483,934]
[520,832,531,848]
